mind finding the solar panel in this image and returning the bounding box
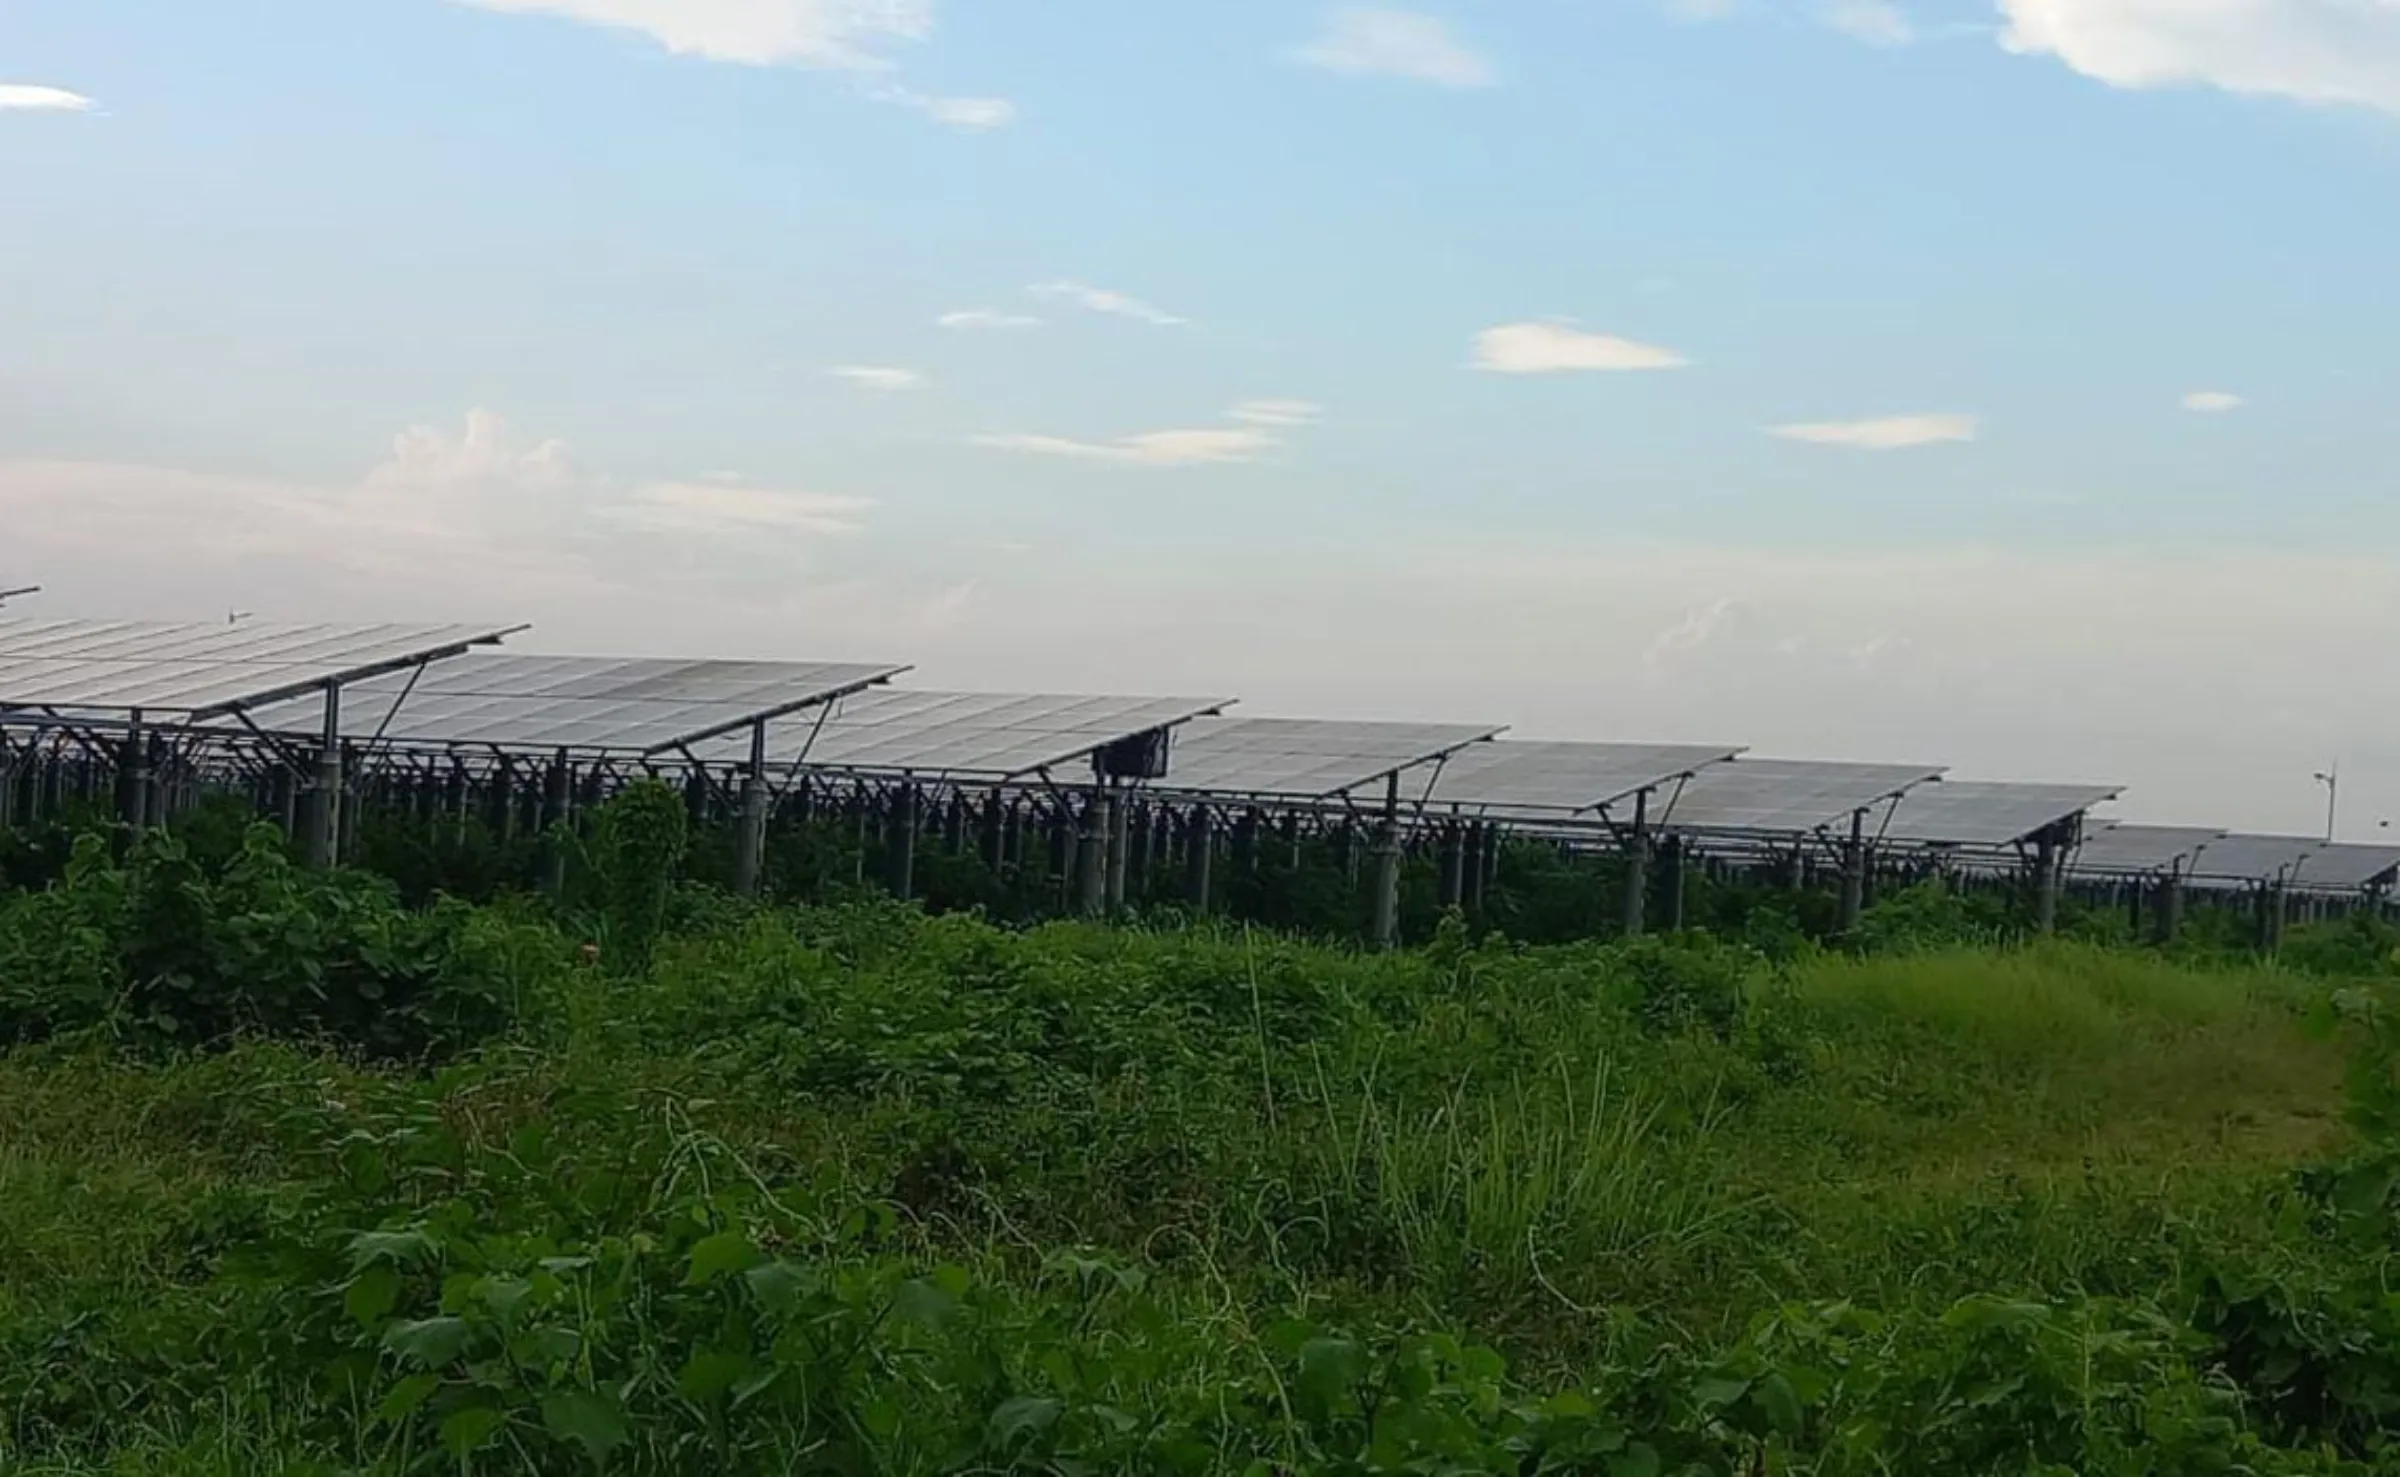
[1158,718,1503,801]
[1656,758,1942,838]
[1876,781,2121,847]
[715,689,1231,780]
[2070,823,2224,878]
[2291,843,2400,894]
[0,619,524,718]
[1411,740,1742,818]
[2177,833,2319,888]
[229,653,907,755]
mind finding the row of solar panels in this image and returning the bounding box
[1,617,2394,896]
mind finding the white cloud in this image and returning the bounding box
[1826,0,1914,45]
[828,365,928,391]
[2183,390,2244,412]
[938,308,1042,330]
[603,481,873,536]
[1028,280,1187,326]
[1998,0,2400,115]
[1291,9,1497,88]
[1470,322,1688,373]
[871,84,1016,129]
[0,85,95,112]
[973,428,1277,467]
[1228,398,1325,427]
[451,0,932,68]
[1765,413,1978,449]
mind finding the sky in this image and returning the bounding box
[4,0,2399,835]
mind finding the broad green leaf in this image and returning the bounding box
[439,1404,506,1460]
[742,1261,815,1317]
[684,1229,761,1286]
[894,1275,961,1329]
[1297,1336,1366,1403]
[384,1316,474,1370]
[1607,1444,1662,1477]
[344,1265,403,1327]
[348,1229,438,1272]
[1689,1375,1750,1411]
[677,1349,751,1404]
[987,1394,1064,1451]
[541,1389,631,1462]
[1754,1371,1805,1435]
[374,1373,439,1427]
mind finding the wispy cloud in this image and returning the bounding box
[871,84,1016,129]
[1470,322,1688,373]
[1998,0,2400,115]
[450,2,1014,128]
[2182,390,2244,413]
[0,85,95,112]
[1028,280,1187,326]
[1228,399,1325,427]
[1825,0,1914,46]
[451,0,934,68]
[938,308,1042,330]
[1766,413,1977,449]
[828,365,929,391]
[604,481,874,536]
[1291,8,1497,88]
[973,428,1277,468]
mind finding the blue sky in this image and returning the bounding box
[5,0,2400,831]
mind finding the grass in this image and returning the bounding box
[0,855,2389,1471]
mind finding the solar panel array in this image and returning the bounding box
[1410,741,1743,817]
[10,617,2386,898]
[232,653,908,755]
[705,689,1233,781]
[2070,823,2224,878]
[1157,718,1502,802]
[1657,758,1942,837]
[1877,781,2123,847]
[0,620,524,718]
[2178,833,2319,888]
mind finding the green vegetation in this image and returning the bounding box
[5,785,2400,1473]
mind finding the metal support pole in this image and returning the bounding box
[1619,791,1650,938]
[1465,824,1490,910]
[735,720,769,898]
[1371,775,1403,951]
[1839,812,1867,933]
[306,687,343,869]
[1185,804,1214,914]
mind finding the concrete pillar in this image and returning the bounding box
[735,721,770,898]
[541,754,573,896]
[978,793,1006,870]
[1619,792,1651,938]
[117,717,151,833]
[1839,814,1868,933]
[1185,804,1214,914]
[2032,836,2062,935]
[1436,825,1465,910]
[1660,835,1688,932]
[2264,883,2288,953]
[1077,789,1108,916]
[1371,824,1403,950]
[886,784,921,900]
[1105,789,1130,912]
[307,749,343,868]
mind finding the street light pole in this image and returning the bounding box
[2314,763,2339,844]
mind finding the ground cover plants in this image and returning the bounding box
[4,784,2400,1473]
